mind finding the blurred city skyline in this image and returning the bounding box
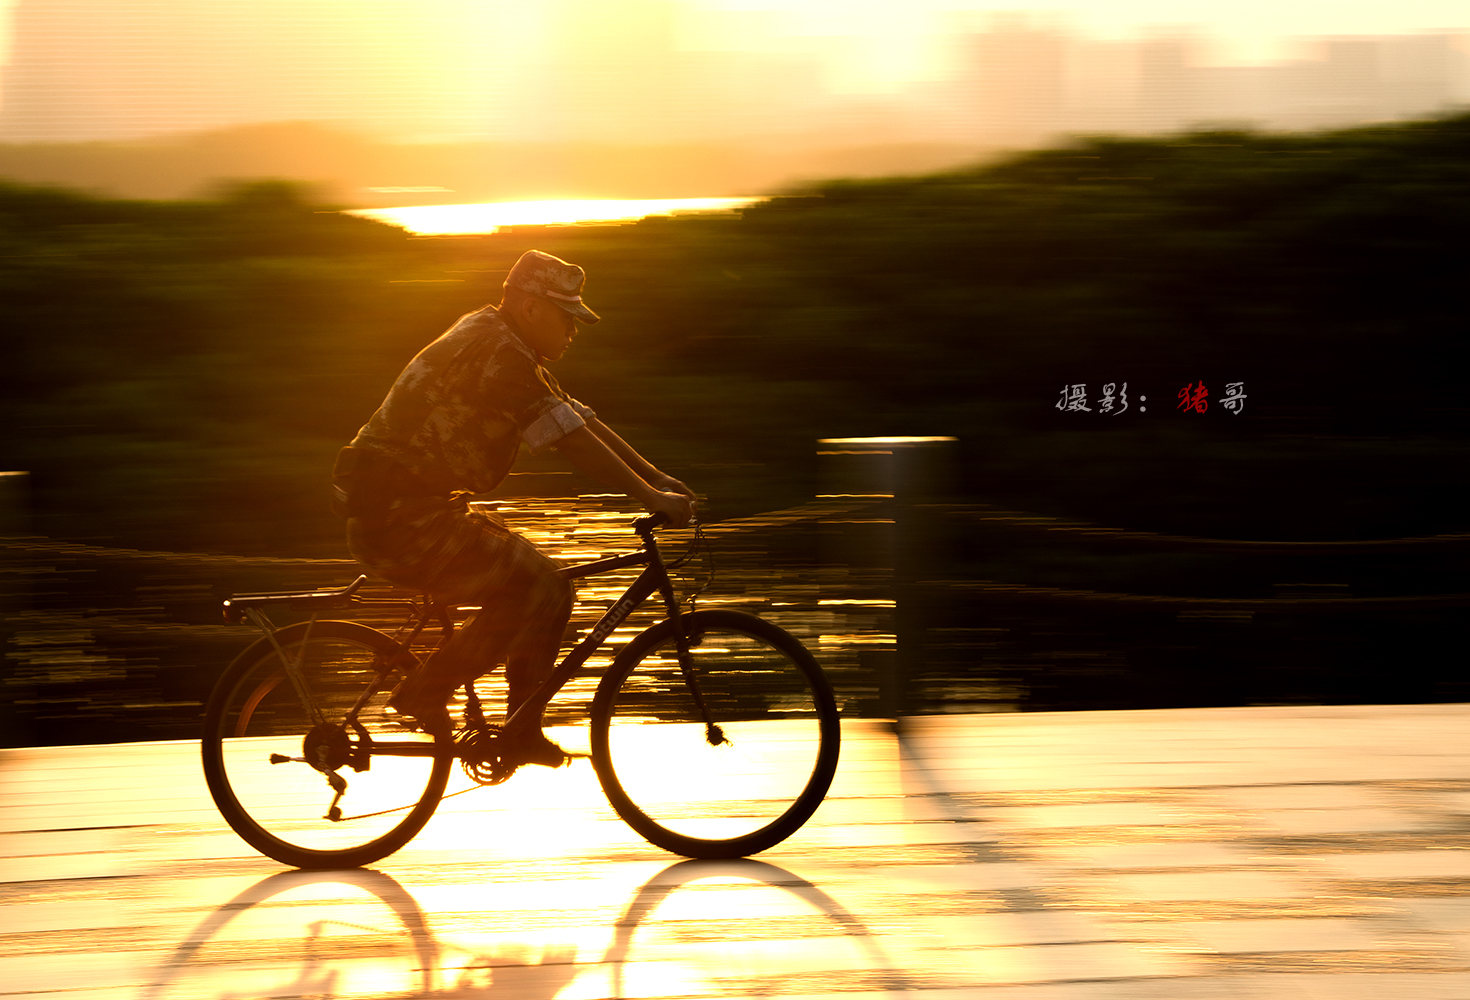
[0,1,1466,201]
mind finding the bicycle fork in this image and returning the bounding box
[659,577,729,748]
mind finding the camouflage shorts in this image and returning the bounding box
[346,497,573,684]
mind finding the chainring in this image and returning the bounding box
[454,724,520,786]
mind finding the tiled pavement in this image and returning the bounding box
[4,704,1470,998]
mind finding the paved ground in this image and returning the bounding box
[4,704,1470,999]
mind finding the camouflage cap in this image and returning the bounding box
[504,249,601,324]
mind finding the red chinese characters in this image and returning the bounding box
[1178,381,1208,414]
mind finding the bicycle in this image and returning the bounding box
[201,513,841,869]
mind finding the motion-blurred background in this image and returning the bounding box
[1,1,1466,746]
[1,2,1468,200]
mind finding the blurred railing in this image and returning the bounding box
[1,469,1466,746]
[0,495,891,746]
[881,504,1470,716]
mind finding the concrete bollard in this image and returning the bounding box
[0,472,30,743]
[0,471,29,610]
[0,471,28,537]
[817,438,957,717]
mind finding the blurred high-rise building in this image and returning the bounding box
[966,17,1066,145]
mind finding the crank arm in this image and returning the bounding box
[266,754,349,821]
[323,771,347,822]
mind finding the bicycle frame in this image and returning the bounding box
[254,516,694,764]
[508,518,686,734]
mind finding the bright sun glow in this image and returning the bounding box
[349,197,765,236]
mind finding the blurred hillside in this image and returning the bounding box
[2,113,1468,557]
[0,121,992,206]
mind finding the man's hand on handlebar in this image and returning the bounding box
[645,489,695,528]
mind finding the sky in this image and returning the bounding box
[2,0,1468,92]
[0,0,1466,186]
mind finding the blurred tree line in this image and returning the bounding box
[3,114,1468,556]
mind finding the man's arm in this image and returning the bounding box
[584,417,696,500]
[555,426,695,527]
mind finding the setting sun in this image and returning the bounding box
[351,196,764,234]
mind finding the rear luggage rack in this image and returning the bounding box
[222,574,369,624]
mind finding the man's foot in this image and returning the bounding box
[500,729,570,768]
[387,671,453,740]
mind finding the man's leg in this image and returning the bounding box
[499,567,575,764]
[368,503,573,757]
[401,562,572,763]
[389,598,524,738]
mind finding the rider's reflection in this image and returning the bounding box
[143,859,904,999]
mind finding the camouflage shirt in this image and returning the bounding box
[350,306,594,495]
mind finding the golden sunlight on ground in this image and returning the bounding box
[349,197,764,236]
[10,706,1470,997]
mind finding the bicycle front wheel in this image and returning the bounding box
[201,621,451,869]
[591,610,840,859]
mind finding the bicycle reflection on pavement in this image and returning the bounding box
[141,859,906,999]
[139,869,438,1000]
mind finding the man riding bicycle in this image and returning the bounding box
[331,250,696,766]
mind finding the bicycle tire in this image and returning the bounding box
[201,620,451,869]
[590,610,840,859]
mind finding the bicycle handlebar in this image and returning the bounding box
[633,512,670,536]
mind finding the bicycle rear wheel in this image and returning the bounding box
[201,620,451,869]
[591,610,840,859]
